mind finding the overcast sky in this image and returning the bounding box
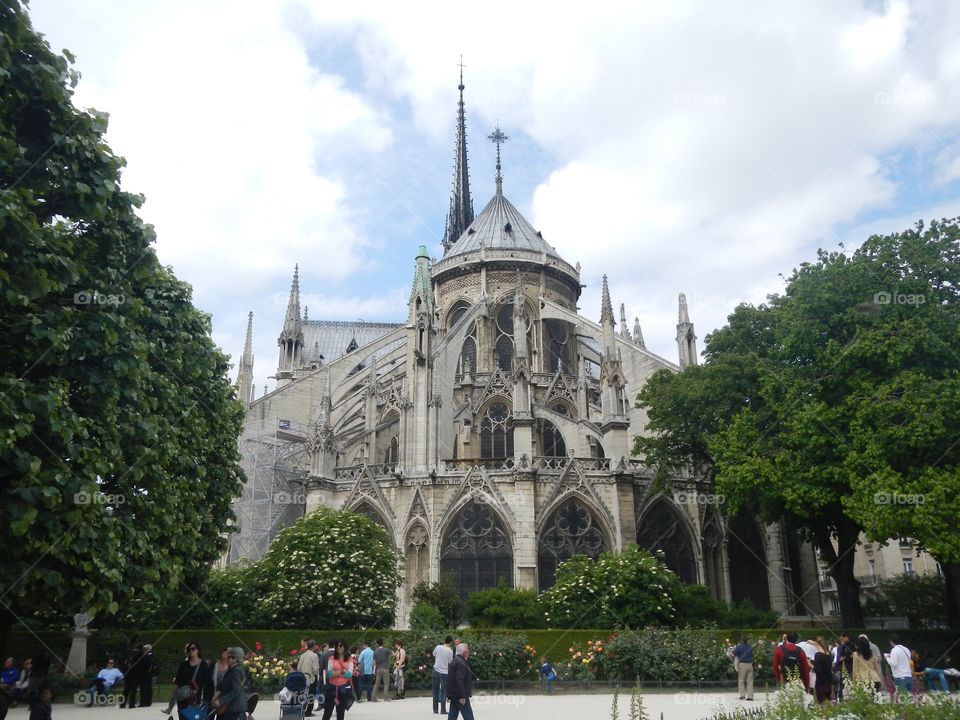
[28,0,960,395]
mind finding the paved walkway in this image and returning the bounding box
[4,690,768,719]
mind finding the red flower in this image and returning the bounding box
[255,642,263,651]
[290,649,298,656]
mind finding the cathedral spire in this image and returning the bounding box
[441,62,475,254]
[237,311,254,407]
[677,292,698,368]
[282,264,302,336]
[488,125,509,196]
[619,303,631,340]
[633,317,646,350]
[277,264,304,384]
[600,275,615,327]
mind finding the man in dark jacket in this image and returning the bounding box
[214,647,248,720]
[446,644,474,720]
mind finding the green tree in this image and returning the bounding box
[466,583,546,628]
[412,579,461,627]
[865,572,947,629]
[249,508,401,628]
[0,1,245,653]
[636,219,960,626]
[541,545,682,628]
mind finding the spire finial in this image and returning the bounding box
[600,274,615,326]
[442,62,474,253]
[679,292,690,323]
[487,124,509,196]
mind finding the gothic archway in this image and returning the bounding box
[702,512,726,601]
[352,501,391,538]
[405,523,429,607]
[636,498,697,583]
[480,401,514,459]
[538,418,566,457]
[440,498,514,611]
[728,509,771,610]
[538,496,609,590]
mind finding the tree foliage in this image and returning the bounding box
[466,583,546,629]
[0,1,245,651]
[864,572,948,629]
[541,545,682,628]
[635,219,960,626]
[411,579,461,627]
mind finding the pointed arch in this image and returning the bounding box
[537,418,566,457]
[439,496,514,611]
[728,508,771,610]
[479,400,513,459]
[701,510,726,601]
[405,521,430,605]
[349,500,393,542]
[537,494,612,590]
[636,496,697,583]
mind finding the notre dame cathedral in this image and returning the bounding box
[229,77,823,625]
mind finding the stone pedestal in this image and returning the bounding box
[66,618,93,677]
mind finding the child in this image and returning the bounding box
[539,657,557,695]
[29,685,52,720]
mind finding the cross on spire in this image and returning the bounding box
[487,124,509,196]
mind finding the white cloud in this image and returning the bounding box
[28,0,960,389]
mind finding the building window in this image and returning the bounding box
[903,559,914,575]
[538,498,608,590]
[384,435,399,464]
[544,319,569,374]
[480,402,513,459]
[494,304,514,371]
[539,419,566,457]
[440,499,513,615]
[899,537,912,548]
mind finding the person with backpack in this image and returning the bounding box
[772,632,810,692]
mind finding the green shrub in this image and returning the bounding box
[412,579,461,627]
[466,584,546,628]
[672,584,728,627]
[409,602,444,632]
[721,600,778,629]
[865,572,947,629]
[542,545,682,628]
[604,628,736,682]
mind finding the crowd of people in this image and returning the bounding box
[729,631,959,704]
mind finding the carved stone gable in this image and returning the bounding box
[477,366,512,407]
[537,460,615,534]
[545,368,577,406]
[438,464,514,535]
[342,466,396,522]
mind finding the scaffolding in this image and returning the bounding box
[228,416,312,563]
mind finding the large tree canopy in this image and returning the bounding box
[0,1,245,652]
[636,219,960,626]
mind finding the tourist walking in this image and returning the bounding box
[202,649,230,708]
[432,636,454,715]
[356,641,374,703]
[160,641,206,717]
[811,638,833,704]
[371,639,391,702]
[393,640,406,700]
[833,633,853,700]
[731,636,754,701]
[298,639,321,717]
[885,635,913,698]
[852,636,882,693]
[212,647,248,720]
[446,644,474,720]
[121,641,144,709]
[772,632,810,692]
[321,640,356,720]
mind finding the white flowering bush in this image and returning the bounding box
[251,507,401,628]
[541,544,681,628]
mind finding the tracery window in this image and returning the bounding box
[538,498,608,590]
[636,499,696,583]
[544,319,569,374]
[539,419,566,457]
[406,524,429,590]
[440,499,514,610]
[480,402,513,458]
[384,435,399,464]
[494,304,514,371]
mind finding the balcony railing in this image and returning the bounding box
[819,579,834,591]
[332,463,397,481]
[857,574,879,587]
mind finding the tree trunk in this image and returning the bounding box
[0,604,16,660]
[818,520,864,627]
[941,561,960,628]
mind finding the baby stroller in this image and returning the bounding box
[279,672,308,719]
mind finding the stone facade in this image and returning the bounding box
[229,83,822,625]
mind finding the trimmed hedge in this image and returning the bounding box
[8,627,959,685]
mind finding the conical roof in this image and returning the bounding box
[444,191,565,261]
